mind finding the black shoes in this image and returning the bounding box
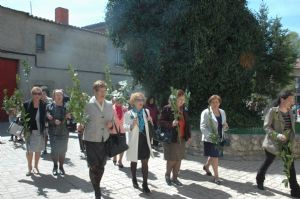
[132,179,151,193]
[172,179,183,186]
[142,183,150,193]
[203,165,212,176]
[59,167,65,175]
[165,175,172,186]
[132,179,139,189]
[53,167,58,176]
[257,183,264,190]
[256,176,264,190]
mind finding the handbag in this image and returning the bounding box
[105,123,129,157]
[220,132,231,147]
[66,118,77,132]
[144,109,154,140]
[154,127,177,144]
[7,117,23,137]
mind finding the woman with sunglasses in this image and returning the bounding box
[23,86,47,176]
[124,92,154,193]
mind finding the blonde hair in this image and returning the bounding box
[129,92,145,106]
[52,89,64,98]
[208,95,222,104]
[31,86,42,95]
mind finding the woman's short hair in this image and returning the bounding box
[31,86,42,95]
[129,92,145,106]
[208,95,222,104]
[93,80,107,92]
[52,89,64,98]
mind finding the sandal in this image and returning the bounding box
[203,165,212,176]
[33,167,40,174]
[26,171,32,176]
[214,178,221,185]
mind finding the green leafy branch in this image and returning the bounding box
[208,105,221,149]
[22,60,32,82]
[271,130,294,187]
[169,87,191,144]
[2,74,30,141]
[66,65,90,126]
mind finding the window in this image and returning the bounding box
[36,34,45,52]
[115,48,123,66]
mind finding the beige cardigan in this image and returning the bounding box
[83,97,113,142]
[262,107,295,155]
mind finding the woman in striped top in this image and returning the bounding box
[256,90,300,198]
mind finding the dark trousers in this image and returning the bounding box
[256,150,299,191]
[85,141,106,199]
[78,133,85,152]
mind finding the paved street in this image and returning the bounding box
[0,122,299,199]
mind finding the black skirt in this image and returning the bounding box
[138,133,150,160]
[203,141,220,157]
[85,141,107,168]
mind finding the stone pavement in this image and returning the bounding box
[0,122,299,199]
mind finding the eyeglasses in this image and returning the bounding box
[32,92,42,96]
[135,98,144,102]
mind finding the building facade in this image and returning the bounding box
[0,6,130,121]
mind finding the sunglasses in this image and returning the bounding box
[32,92,42,96]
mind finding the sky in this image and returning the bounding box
[0,0,299,33]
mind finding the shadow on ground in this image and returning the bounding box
[180,168,291,198]
[18,173,98,198]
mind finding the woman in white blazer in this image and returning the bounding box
[200,95,228,185]
[124,92,154,193]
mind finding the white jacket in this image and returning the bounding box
[124,109,154,162]
[200,107,227,143]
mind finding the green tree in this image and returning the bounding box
[253,3,297,98]
[287,31,300,58]
[106,0,296,127]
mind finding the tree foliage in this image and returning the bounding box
[106,0,297,127]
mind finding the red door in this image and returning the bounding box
[0,58,18,122]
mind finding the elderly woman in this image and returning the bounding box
[256,91,300,198]
[124,92,154,193]
[112,96,127,168]
[24,86,46,176]
[159,89,191,186]
[46,89,71,176]
[200,95,228,185]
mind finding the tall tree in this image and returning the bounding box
[106,0,296,127]
[287,31,300,58]
[253,4,297,98]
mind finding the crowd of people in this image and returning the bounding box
[5,80,300,199]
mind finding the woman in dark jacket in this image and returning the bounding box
[47,89,71,176]
[159,89,191,186]
[24,86,46,176]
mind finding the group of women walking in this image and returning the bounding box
[23,87,70,176]
[15,81,300,199]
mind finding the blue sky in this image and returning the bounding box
[0,0,299,33]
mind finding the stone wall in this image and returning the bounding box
[187,130,300,158]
